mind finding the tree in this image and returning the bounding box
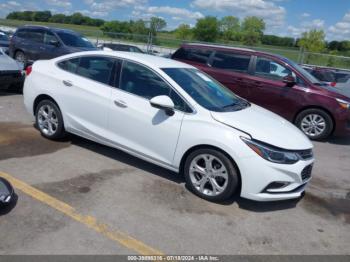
[262,35,294,47]
[175,24,192,40]
[150,17,167,35]
[70,12,84,25]
[33,11,51,22]
[241,16,265,45]
[298,29,326,52]
[49,14,67,23]
[193,16,219,42]
[219,16,240,41]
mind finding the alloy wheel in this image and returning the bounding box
[37,104,59,136]
[300,114,326,137]
[189,154,229,196]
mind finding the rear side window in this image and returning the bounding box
[57,58,80,74]
[76,56,114,85]
[172,48,212,64]
[212,52,251,73]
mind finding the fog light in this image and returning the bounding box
[263,182,290,193]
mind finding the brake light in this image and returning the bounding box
[25,66,32,76]
[330,82,336,87]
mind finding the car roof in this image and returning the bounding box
[56,51,195,69]
[17,25,78,34]
[182,43,254,52]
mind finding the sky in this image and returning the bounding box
[0,0,350,40]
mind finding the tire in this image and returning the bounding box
[14,50,27,65]
[184,148,239,202]
[35,99,66,140]
[295,108,333,140]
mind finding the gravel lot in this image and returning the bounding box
[0,92,349,255]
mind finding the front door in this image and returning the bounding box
[108,60,185,166]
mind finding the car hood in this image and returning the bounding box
[211,104,313,150]
[0,52,22,71]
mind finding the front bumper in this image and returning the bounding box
[238,154,314,201]
[0,177,14,205]
[0,70,24,90]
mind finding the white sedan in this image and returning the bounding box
[23,51,314,202]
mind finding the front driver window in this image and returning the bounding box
[255,57,295,81]
[120,61,190,112]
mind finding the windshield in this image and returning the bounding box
[56,32,94,48]
[162,68,249,112]
[282,57,321,84]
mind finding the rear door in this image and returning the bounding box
[56,55,115,138]
[204,51,253,98]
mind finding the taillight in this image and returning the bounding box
[25,66,32,76]
[330,82,336,87]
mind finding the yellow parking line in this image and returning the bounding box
[0,171,163,256]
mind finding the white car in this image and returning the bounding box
[23,51,314,202]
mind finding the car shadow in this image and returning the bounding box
[0,193,18,216]
[324,136,350,145]
[65,134,301,212]
[69,134,184,184]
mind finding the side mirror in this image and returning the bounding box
[49,40,60,47]
[282,75,296,87]
[150,95,175,116]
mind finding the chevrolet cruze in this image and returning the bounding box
[23,51,314,202]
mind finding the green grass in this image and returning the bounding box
[0,19,102,36]
[2,19,350,69]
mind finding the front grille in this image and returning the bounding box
[301,164,313,181]
[297,149,313,160]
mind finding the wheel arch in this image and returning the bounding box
[293,105,336,134]
[33,94,61,116]
[179,144,242,193]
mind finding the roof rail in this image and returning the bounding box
[183,42,254,52]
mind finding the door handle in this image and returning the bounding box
[114,100,127,108]
[62,80,73,87]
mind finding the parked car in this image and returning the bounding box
[172,43,350,140]
[9,25,97,66]
[98,43,144,53]
[0,48,24,92]
[0,30,10,54]
[23,51,314,202]
[0,177,14,206]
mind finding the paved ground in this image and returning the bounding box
[0,92,349,255]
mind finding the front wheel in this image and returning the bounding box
[35,100,66,140]
[184,149,239,202]
[295,109,333,140]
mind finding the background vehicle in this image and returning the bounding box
[0,30,10,54]
[172,43,350,140]
[0,177,14,206]
[0,49,24,92]
[23,51,314,202]
[98,43,144,53]
[9,25,97,66]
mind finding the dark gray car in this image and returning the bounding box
[0,31,10,54]
[9,25,97,66]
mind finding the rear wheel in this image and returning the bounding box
[295,108,333,140]
[184,148,239,202]
[35,100,66,140]
[14,50,27,65]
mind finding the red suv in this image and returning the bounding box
[172,43,350,140]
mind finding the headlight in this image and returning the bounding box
[241,137,300,164]
[336,98,350,110]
